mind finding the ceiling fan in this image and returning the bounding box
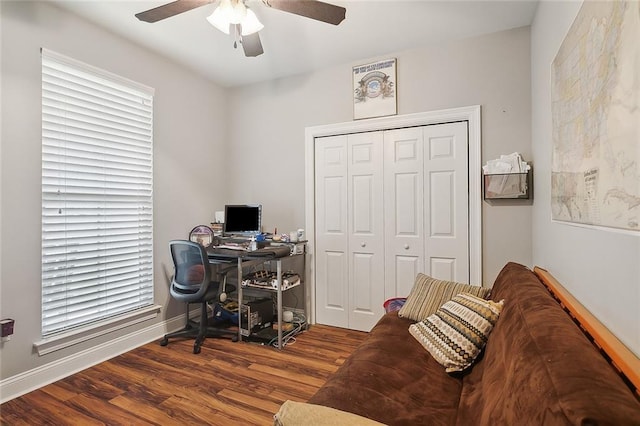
[135,0,347,57]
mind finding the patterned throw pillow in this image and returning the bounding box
[409,293,504,373]
[398,273,490,321]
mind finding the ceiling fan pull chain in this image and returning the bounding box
[234,24,241,49]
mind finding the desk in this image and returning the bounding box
[207,242,306,349]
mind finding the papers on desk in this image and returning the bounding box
[216,244,248,251]
[483,153,530,198]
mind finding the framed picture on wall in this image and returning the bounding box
[353,58,397,120]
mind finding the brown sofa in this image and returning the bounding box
[300,262,640,425]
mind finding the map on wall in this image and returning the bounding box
[551,0,640,231]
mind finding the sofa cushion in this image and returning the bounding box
[308,311,464,425]
[457,262,640,425]
[409,293,504,373]
[398,273,490,321]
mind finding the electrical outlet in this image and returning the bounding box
[1,319,15,341]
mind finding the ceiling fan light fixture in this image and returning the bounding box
[228,0,247,24]
[240,8,264,36]
[208,0,259,35]
[207,7,231,34]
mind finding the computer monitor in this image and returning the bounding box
[223,204,262,236]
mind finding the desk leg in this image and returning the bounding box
[276,259,283,349]
[237,257,243,343]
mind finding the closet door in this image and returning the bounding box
[347,132,384,331]
[315,132,384,331]
[384,122,470,298]
[423,122,469,281]
[383,128,425,298]
[314,135,349,328]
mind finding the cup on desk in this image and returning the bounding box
[289,231,298,242]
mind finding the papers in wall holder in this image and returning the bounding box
[483,152,531,200]
[483,152,530,175]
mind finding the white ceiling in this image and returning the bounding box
[50,0,539,88]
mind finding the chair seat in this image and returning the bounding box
[171,280,221,302]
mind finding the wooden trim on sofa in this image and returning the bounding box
[534,266,640,398]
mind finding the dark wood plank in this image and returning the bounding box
[11,390,104,425]
[0,324,367,424]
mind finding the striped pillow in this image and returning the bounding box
[398,273,490,321]
[409,293,504,373]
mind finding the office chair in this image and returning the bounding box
[161,240,238,353]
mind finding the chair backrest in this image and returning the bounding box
[169,240,212,301]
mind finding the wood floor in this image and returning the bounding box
[0,325,367,425]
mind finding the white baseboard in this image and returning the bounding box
[0,314,190,404]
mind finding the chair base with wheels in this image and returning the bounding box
[159,293,238,354]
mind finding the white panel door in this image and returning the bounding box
[423,122,469,282]
[315,122,470,330]
[348,132,385,331]
[384,128,425,298]
[314,135,349,328]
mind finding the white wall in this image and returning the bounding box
[531,1,640,356]
[0,1,229,380]
[227,26,533,285]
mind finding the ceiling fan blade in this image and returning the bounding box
[135,0,213,23]
[264,0,346,25]
[242,32,264,57]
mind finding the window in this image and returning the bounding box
[41,49,154,337]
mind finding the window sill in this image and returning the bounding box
[34,305,162,356]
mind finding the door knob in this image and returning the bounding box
[360,242,366,247]
[404,244,410,250]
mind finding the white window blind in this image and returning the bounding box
[41,49,154,337]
